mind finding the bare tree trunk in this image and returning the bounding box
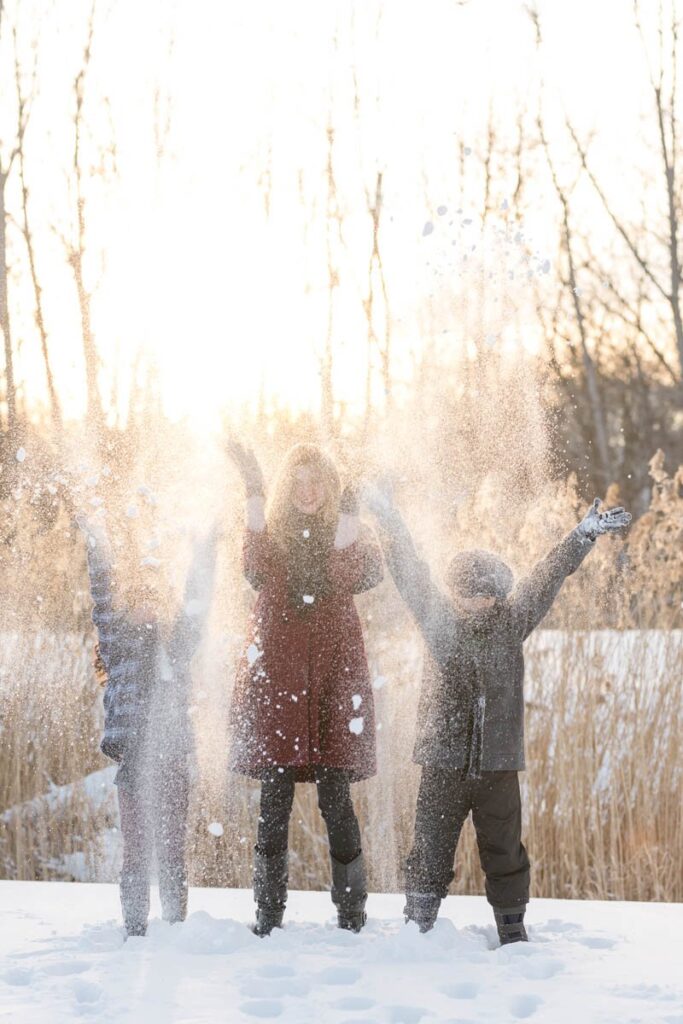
[540,123,613,486]
[0,166,17,436]
[0,1,17,437]
[322,123,339,441]
[65,4,104,438]
[13,31,62,433]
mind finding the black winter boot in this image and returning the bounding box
[331,851,367,932]
[494,906,528,945]
[403,893,441,933]
[252,848,288,937]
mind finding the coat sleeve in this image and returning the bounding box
[84,534,121,671]
[171,531,219,663]
[243,527,276,591]
[327,526,384,595]
[374,506,457,661]
[510,527,595,640]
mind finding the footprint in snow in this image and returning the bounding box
[254,964,296,979]
[385,1006,431,1023]
[575,935,616,950]
[442,980,479,999]
[509,993,543,1019]
[317,965,362,985]
[333,996,376,1010]
[42,960,91,976]
[2,966,34,986]
[516,957,563,980]
[71,978,102,1006]
[240,976,310,999]
[239,999,283,1019]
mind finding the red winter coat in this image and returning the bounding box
[230,526,383,782]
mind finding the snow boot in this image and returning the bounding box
[494,906,528,945]
[124,922,147,939]
[331,851,367,933]
[252,848,288,937]
[403,893,441,933]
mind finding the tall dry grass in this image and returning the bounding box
[1,454,681,902]
[1,625,681,903]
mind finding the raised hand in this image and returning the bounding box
[339,481,361,516]
[360,477,395,517]
[578,497,632,541]
[226,439,265,497]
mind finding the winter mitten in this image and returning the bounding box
[360,477,395,518]
[252,848,288,937]
[494,906,528,945]
[339,482,360,516]
[577,498,631,541]
[331,851,367,932]
[226,440,265,498]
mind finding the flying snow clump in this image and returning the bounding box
[207,822,224,838]
[349,717,364,736]
[247,644,262,666]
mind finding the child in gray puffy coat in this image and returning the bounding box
[363,489,630,944]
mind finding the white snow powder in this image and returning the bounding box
[247,644,262,666]
[15,448,26,463]
[373,676,387,691]
[303,529,310,538]
[352,694,362,710]
[349,717,364,735]
[303,595,315,604]
[126,505,139,519]
[422,221,434,237]
[207,822,224,838]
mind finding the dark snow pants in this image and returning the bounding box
[405,768,530,908]
[257,766,362,864]
[117,767,190,932]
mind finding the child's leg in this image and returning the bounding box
[404,767,470,930]
[155,769,190,924]
[252,768,295,935]
[315,768,366,931]
[471,771,530,943]
[117,781,153,935]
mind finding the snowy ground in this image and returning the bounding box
[0,883,681,1024]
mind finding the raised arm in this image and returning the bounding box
[511,498,631,640]
[171,523,220,661]
[226,439,272,589]
[363,483,457,661]
[76,515,119,670]
[327,483,384,594]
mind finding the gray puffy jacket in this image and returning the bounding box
[375,507,594,773]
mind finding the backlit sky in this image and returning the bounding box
[0,0,670,429]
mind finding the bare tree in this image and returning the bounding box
[0,0,19,437]
[539,120,614,486]
[12,25,62,433]
[564,2,683,385]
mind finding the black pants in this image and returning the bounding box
[257,766,361,864]
[117,768,190,931]
[405,768,530,908]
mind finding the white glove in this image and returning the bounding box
[578,498,631,541]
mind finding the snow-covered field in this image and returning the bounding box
[1,882,681,1024]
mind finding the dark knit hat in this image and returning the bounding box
[446,549,513,600]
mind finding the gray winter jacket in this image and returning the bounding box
[86,531,217,774]
[375,508,594,772]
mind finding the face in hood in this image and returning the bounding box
[446,549,514,617]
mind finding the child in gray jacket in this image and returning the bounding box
[363,489,630,944]
[78,516,217,937]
